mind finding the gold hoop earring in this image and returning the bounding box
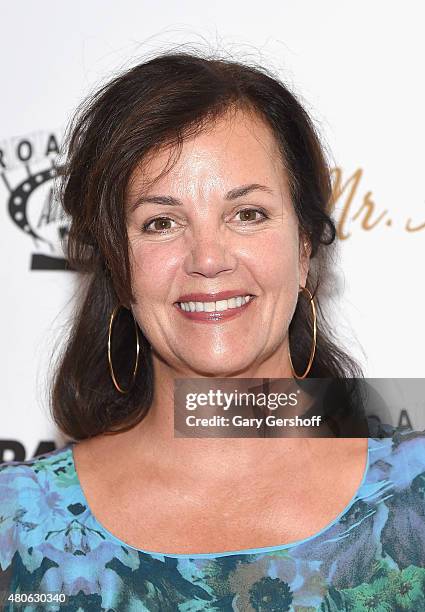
[288,286,317,379]
[108,305,140,394]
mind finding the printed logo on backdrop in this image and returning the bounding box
[0,129,71,271]
[0,130,71,462]
[330,167,425,238]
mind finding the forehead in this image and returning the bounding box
[127,109,289,199]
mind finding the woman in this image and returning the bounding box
[1,51,424,612]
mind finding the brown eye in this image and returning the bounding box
[153,218,172,231]
[142,217,176,233]
[236,209,267,222]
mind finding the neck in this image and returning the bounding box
[116,346,330,482]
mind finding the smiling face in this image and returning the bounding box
[125,108,310,377]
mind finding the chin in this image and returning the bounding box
[182,356,255,378]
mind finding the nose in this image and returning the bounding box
[183,224,237,278]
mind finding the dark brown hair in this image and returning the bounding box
[49,50,363,441]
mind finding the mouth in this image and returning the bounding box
[173,291,257,322]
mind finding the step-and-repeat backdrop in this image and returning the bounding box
[1,1,424,461]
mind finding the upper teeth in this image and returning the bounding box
[177,295,253,312]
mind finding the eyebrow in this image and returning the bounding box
[129,183,274,213]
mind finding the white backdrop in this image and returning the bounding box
[1,1,424,461]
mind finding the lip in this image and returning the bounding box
[175,289,255,303]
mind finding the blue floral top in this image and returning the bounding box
[1,428,425,611]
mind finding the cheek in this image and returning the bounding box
[245,230,300,291]
[129,242,180,303]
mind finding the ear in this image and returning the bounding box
[299,234,312,287]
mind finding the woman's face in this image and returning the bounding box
[126,109,310,376]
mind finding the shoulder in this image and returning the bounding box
[0,443,75,486]
[370,425,425,453]
[368,426,425,490]
[0,444,75,572]
[0,443,77,500]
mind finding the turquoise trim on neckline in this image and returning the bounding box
[67,437,371,559]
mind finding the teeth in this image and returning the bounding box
[177,295,253,312]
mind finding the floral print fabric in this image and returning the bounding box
[1,427,425,611]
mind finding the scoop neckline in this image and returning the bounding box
[66,437,371,559]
